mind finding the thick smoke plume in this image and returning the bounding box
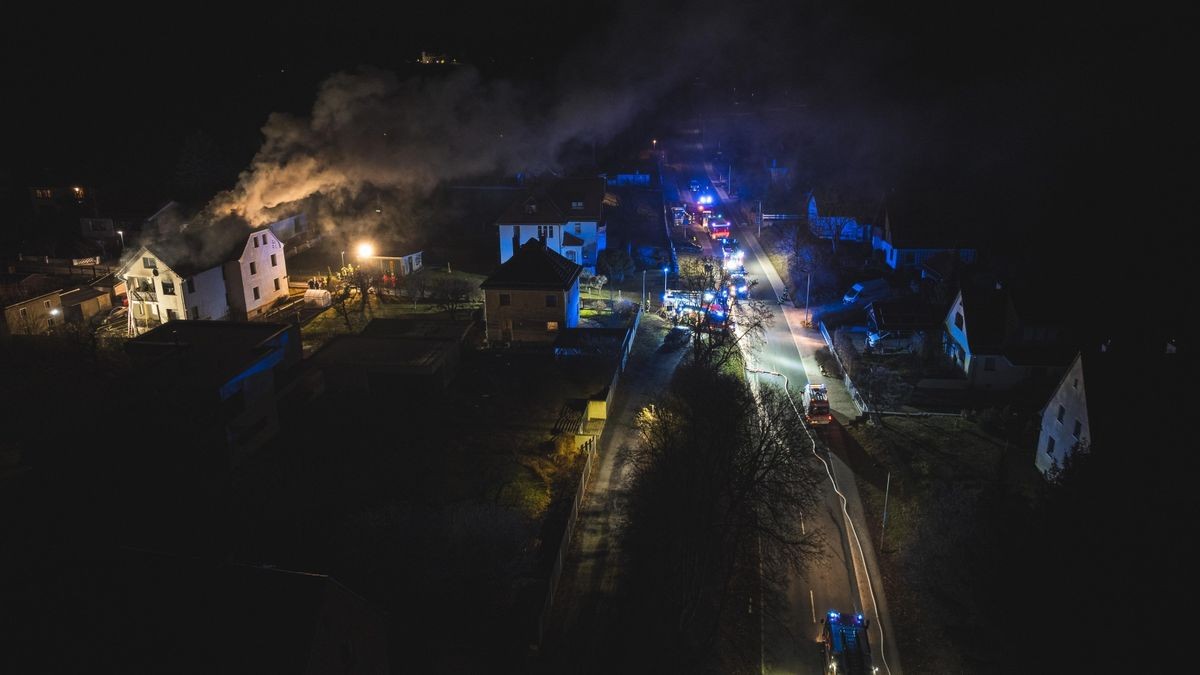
[203,1,734,239]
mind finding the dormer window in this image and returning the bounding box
[571,200,584,210]
[525,203,537,214]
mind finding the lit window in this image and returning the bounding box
[253,287,260,300]
[1056,405,1065,423]
[546,321,559,332]
[499,294,511,306]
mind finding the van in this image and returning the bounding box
[842,279,890,305]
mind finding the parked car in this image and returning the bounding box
[842,278,891,305]
[663,325,691,350]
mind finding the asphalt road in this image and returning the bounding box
[666,150,896,674]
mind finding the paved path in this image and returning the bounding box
[535,313,686,673]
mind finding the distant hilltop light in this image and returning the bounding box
[418,51,460,65]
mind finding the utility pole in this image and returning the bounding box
[642,269,647,307]
[804,271,812,326]
[880,471,891,549]
[757,199,763,236]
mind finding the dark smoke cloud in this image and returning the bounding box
[204,0,738,240]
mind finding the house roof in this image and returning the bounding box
[882,192,975,249]
[867,299,943,331]
[957,287,1010,353]
[496,176,606,225]
[125,320,293,388]
[129,224,272,277]
[59,287,107,307]
[481,239,582,291]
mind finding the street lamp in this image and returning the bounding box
[662,266,669,307]
[642,269,647,307]
[356,242,375,260]
[116,230,124,252]
[340,250,346,267]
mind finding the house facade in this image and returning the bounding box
[1035,352,1089,475]
[2,289,63,336]
[943,288,1072,389]
[224,228,289,319]
[496,177,606,272]
[481,240,581,344]
[119,228,289,334]
[872,209,976,271]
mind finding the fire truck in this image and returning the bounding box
[803,383,832,425]
[821,610,876,674]
[707,217,732,240]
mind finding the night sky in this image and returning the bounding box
[3,2,1188,316]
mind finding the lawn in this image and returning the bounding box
[845,414,1043,673]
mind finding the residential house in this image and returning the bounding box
[265,212,310,243]
[496,176,606,272]
[803,191,876,244]
[481,239,582,344]
[59,286,112,326]
[2,289,63,336]
[361,250,424,277]
[1034,344,1183,476]
[872,196,977,271]
[118,226,288,334]
[943,286,1074,389]
[124,320,301,464]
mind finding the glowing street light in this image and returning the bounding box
[662,266,669,307]
[116,230,124,251]
[356,242,375,260]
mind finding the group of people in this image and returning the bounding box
[307,276,333,290]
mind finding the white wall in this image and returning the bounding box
[498,221,601,266]
[1035,355,1088,475]
[227,230,288,318]
[183,266,229,320]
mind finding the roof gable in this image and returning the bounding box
[481,239,582,290]
[496,176,605,225]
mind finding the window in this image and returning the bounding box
[1072,378,1078,390]
[189,306,199,320]
[252,287,260,300]
[253,236,259,248]
[499,294,511,306]
[34,189,52,199]
[571,200,584,210]
[954,311,964,330]
[136,278,154,293]
[143,257,157,269]
[46,317,54,328]
[273,278,280,291]
[565,250,576,262]
[166,309,178,321]
[161,281,175,295]
[1056,405,1065,423]
[983,357,995,371]
[1045,437,1056,455]
[18,307,27,319]
[187,278,195,293]
[1073,420,1082,440]
[43,299,51,308]
[270,253,277,267]
[575,223,582,234]
[249,261,257,275]
[546,321,559,332]
[545,294,557,308]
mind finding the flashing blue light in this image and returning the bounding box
[856,613,865,625]
[828,611,840,621]
[738,285,748,293]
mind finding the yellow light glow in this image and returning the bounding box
[356,242,375,259]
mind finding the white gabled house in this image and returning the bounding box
[118,226,288,335]
[496,177,607,272]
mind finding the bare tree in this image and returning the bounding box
[431,276,478,319]
[672,256,772,371]
[621,364,824,667]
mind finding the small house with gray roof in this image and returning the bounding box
[481,239,582,344]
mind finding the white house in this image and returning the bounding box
[118,226,288,335]
[943,287,1073,389]
[496,177,606,272]
[1035,352,1091,476]
[803,192,873,243]
[224,228,289,319]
